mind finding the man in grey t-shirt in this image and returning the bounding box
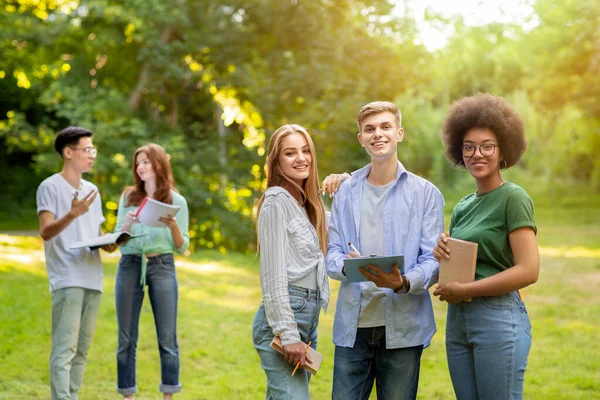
[37,126,116,400]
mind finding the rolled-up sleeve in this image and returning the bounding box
[174,196,190,254]
[258,202,299,345]
[405,184,445,294]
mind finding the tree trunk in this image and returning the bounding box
[215,106,227,188]
[128,26,175,110]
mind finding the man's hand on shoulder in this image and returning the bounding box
[321,173,351,197]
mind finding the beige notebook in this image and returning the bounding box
[439,238,478,301]
[270,336,324,375]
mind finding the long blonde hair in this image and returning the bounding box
[256,124,328,255]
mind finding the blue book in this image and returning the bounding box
[343,255,404,283]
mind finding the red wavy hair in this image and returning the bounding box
[125,143,177,206]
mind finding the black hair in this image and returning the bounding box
[54,127,93,158]
[441,93,526,168]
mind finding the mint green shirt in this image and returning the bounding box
[449,182,536,281]
[115,190,190,256]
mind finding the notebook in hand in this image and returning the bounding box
[70,231,148,250]
[136,197,181,227]
[438,238,478,301]
[343,255,404,283]
[270,336,324,375]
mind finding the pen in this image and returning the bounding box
[291,340,312,376]
[135,197,149,218]
[348,242,361,255]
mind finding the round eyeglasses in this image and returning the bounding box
[461,144,497,158]
[69,147,98,157]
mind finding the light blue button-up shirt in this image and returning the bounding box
[326,161,444,349]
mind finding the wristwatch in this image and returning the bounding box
[394,275,410,293]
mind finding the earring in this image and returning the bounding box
[500,159,508,170]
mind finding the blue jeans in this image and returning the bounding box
[252,285,321,400]
[50,287,102,400]
[446,291,532,400]
[332,326,423,400]
[115,254,181,395]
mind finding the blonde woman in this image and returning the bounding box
[252,124,329,399]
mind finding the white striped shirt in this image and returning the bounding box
[258,186,330,345]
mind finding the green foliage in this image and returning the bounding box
[0,0,598,249]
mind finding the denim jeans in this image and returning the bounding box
[332,326,423,400]
[252,285,321,400]
[50,287,102,400]
[115,254,181,395]
[446,291,532,400]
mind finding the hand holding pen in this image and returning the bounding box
[348,242,361,258]
[291,341,312,376]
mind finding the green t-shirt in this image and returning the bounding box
[449,182,537,280]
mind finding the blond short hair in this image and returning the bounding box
[357,101,402,130]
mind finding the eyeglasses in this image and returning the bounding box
[461,144,498,158]
[69,147,98,157]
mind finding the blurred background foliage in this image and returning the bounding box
[0,0,598,251]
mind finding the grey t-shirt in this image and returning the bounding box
[358,179,395,327]
[36,173,105,293]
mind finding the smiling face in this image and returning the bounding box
[135,151,156,184]
[462,127,503,182]
[358,111,404,161]
[277,131,312,187]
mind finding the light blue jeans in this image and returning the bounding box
[332,326,424,400]
[115,254,181,396]
[50,287,102,400]
[252,285,321,400]
[446,291,532,400]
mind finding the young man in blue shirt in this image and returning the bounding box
[326,101,444,400]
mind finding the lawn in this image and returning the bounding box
[0,198,599,399]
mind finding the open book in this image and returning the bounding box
[136,197,181,228]
[270,336,324,375]
[343,255,404,283]
[439,238,478,301]
[70,231,148,250]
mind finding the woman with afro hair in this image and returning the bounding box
[433,93,539,400]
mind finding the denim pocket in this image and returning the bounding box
[156,254,175,269]
[290,296,307,312]
[518,301,532,339]
[480,294,510,310]
[118,256,138,270]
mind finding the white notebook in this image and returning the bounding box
[136,197,181,227]
[70,231,147,250]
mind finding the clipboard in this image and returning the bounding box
[343,255,404,283]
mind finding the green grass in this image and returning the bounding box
[1,199,599,399]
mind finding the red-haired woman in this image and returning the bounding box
[114,143,189,400]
